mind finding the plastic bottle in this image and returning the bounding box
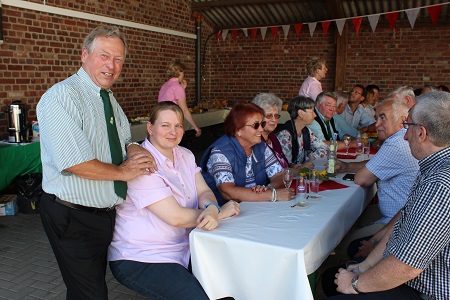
[297,176,306,195]
[356,133,363,154]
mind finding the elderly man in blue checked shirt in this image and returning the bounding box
[329,91,450,300]
[334,99,419,244]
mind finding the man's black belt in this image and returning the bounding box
[54,196,116,213]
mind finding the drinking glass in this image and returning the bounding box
[363,142,370,159]
[282,168,293,189]
[344,136,351,154]
[310,170,320,194]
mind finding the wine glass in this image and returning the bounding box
[344,136,351,154]
[282,168,293,189]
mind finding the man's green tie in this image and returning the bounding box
[100,89,127,199]
[325,120,333,141]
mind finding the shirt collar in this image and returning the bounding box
[141,138,183,165]
[77,67,114,96]
[418,146,450,173]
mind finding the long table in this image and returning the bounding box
[130,109,291,142]
[190,172,376,300]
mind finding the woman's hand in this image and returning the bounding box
[293,162,314,170]
[275,188,295,201]
[194,127,202,137]
[219,200,240,220]
[196,205,219,231]
[251,185,268,194]
[180,79,187,89]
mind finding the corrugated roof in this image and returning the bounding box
[192,0,450,30]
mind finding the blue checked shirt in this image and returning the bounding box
[366,128,419,223]
[37,67,132,207]
[384,146,450,300]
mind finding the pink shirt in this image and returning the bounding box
[299,76,322,101]
[108,139,201,268]
[158,78,185,104]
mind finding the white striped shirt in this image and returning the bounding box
[37,67,132,208]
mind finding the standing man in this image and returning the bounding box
[330,91,450,300]
[37,26,155,299]
[340,85,376,132]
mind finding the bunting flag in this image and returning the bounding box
[281,25,290,39]
[352,17,363,36]
[294,23,303,37]
[271,26,279,40]
[335,19,345,36]
[231,29,238,41]
[221,29,228,41]
[308,22,317,37]
[260,27,267,40]
[427,4,443,26]
[386,12,399,31]
[406,8,420,29]
[321,21,331,36]
[368,14,380,32]
[219,3,449,41]
[251,28,258,40]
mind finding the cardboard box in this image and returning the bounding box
[0,195,19,216]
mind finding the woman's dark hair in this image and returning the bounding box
[224,103,264,136]
[287,96,315,119]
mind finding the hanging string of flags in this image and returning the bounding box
[215,3,446,42]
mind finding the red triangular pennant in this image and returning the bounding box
[321,21,331,36]
[427,5,443,26]
[294,23,303,37]
[271,26,279,40]
[216,31,222,41]
[250,28,258,40]
[386,12,399,31]
[352,17,363,36]
[231,29,238,41]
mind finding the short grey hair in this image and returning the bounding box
[411,91,450,147]
[316,91,337,104]
[83,26,128,57]
[252,93,282,111]
[333,90,349,106]
[377,99,409,122]
[388,86,415,102]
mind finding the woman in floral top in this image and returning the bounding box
[275,96,329,167]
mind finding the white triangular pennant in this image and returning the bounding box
[406,8,420,29]
[260,27,268,40]
[308,22,317,37]
[368,14,380,32]
[242,28,248,37]
[281,25,290,39]
[222,29,229,41]
[335,19,345,36]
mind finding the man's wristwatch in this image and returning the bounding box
[204,202,221,213]
[351,274,361,294]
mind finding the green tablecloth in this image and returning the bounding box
[0,142,42,191]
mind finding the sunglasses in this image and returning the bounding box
[245,121,266,130]
[265,113,281,120]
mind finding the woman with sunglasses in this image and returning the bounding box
[252,93,289,168]
[200,103,295,206]
[276,96,329,168]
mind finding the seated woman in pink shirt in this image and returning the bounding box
[298,56,328,101]
[108,102,240,299]
[158,61,202,137]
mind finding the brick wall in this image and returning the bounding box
[202,19,450,104]
[1,1,449,139]
[0,0,198,139]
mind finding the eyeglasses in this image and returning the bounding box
[350,90,362,95]
[265,113,281,120]
[402,121,422,129]
[245,121,266,130]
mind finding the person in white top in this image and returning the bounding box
[298,56,328,101]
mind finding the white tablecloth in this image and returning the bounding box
[190,173,377,300]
